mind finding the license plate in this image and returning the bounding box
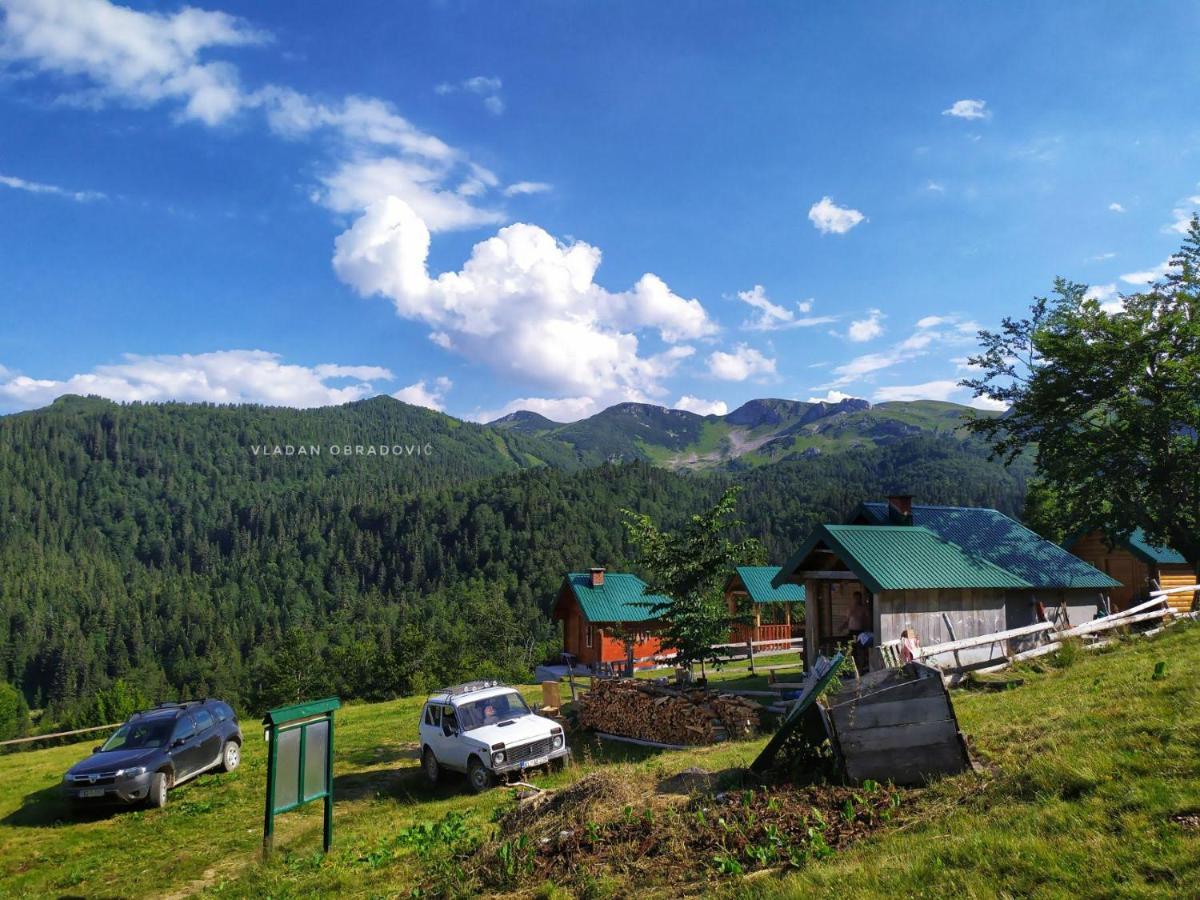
[519,754,550,769]
[79,788,105,798]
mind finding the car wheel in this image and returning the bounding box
[467,757,494,794]
[147,772,169,808]
[551,754,568,772]
[219,740,241,773]
[422,747,440,785]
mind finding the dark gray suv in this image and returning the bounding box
[62,700,243,809]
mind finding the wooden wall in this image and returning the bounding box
[552,587,664,667]
[1068,531,1149,610]
[1159,565,1198,613]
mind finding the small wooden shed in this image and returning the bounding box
[1065,529,1195,613]
[724,565,805,649]
[550,568,667,669]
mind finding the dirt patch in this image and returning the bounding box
[1171,812,1200,830]
[472,768,910,893]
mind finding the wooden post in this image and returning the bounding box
[941,613,964,671]
[262,724,277,860]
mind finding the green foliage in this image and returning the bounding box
[964,218,1200,571]
[0,681,30,741]
[0,394,1029,722]
[624,487,764,672]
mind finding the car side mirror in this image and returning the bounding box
[92,745,101,754]
[172,738,187,748]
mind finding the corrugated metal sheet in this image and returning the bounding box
[1124,528,1188,566]
[776,524,1032,594]
[566,572,667,623]
[734,566,806,603]
[860,502,1120,590]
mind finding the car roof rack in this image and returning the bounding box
[429,680,507,699]
[130,699,208,718]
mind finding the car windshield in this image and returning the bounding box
[100,719,173,751]
[457,692,532,731]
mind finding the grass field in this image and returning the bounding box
[1,624,1198,898]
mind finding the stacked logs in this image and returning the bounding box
[577,679,760,745]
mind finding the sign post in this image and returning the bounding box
[261,697,340,860]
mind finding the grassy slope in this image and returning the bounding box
[1,627,1198,898]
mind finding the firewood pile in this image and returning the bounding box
[577,679,759,745]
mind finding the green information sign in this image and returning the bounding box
[262,697,340,858]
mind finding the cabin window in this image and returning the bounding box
[585,624,594,648]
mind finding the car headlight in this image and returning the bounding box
[116,766,146,778]
[63,772,72,783]
[491,751,506,767]
[552,733,564,749]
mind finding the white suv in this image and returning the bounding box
[419,681,569,792]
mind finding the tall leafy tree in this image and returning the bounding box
[963,216,1200,574]
[624,487,764,676]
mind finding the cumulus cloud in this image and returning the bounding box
[736,285,835,331]
[808,196,865,235]
[333,196,712,404]
[1120,259,1176,286]
[1108,202,1126,213]
[0,172,105,202]
[503,181,552,197]
[0,350,393,410]
[435,75,504,115]
[392,376,451,411]
[1084,283,1123,313]
[674,395,728,416]
[942,99,989,120]
[707,344,775,381]
[0,0,268,125]
[873,379,961,402]
[806,390,853,403]
[1166,196,1200,234]
[473,394,597,424]
[847,309,885,342]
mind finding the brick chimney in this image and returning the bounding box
[887,494,914,525]
[589,566,606,587]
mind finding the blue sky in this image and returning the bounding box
[1,1,1199,421]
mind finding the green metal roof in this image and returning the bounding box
[562,572,668,623]
[858,502,1120,590]
[1123,528,1188,566]
[262,697,341,727]
[774,524,1032,594]
[733,566,806,603]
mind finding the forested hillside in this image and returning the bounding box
[0,395,1030,729]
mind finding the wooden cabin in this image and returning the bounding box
[550,567,666,670]
[1065,528,1195,613]
[773,497,1120,672]
[724,566,804,650]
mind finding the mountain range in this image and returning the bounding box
[487,396,992,469]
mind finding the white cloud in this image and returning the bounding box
[1120,259,1175,286]
[1108,202,1126,213]
[0,0,268,125]
[707,344,775,381]
[847,309,885,342]
[873,380,962,402]
[942,99,989,120]
[0,350,393,410]
[473,394,597,424]
[315,156,504,232]
[926,181,946,193]
[392,376,451,411]
[736,284,835,331]
[1084,283,1123,313]
[674,395,727,416]
[970,395,1009,411]
[823,315,976,390]
[808,196,865,235]
[503,181,552,197]
[1166,196,1200,234]
[434,75,504,115]
[1088,252,1116,262]
[806,390,852,404]
[332,196,713,406]
[0,172,105,202]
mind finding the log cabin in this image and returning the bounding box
[772,496,1121,672]
[724,566,805,650]
[1064,528,1195,613]
[550,567,667,670]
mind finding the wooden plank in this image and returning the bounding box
[0,722,119,747]
[916,621,1055,659]
[830,695,951,731]
[843,744,969,785]
[1059,608,1170,640]
[829,672,945,709]
[594,732,691,750]
[837,719,961,754]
